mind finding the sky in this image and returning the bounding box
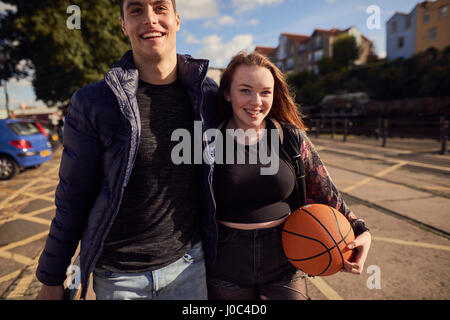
[1,0,421,109]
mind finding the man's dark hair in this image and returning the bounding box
[119,0,177,19]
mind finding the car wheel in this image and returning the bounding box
[0,156,19,180]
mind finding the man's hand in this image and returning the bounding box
[36,284,64,300]
[342,231,372,275]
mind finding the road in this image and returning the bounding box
[0,135,449,300]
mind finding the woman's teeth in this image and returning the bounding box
[245,109,261,115]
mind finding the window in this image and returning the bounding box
[313,65,319,74]
[7,122,40,136]
[423,11,430,23]
[398,37,404,49]
[286,58,294,71]
[315,36,322,48]
[405,16,411,29]
[428,27,437,41]
[439,5,448,19]
[299,44,307,53]
[314,49,324,62]
[391,21,397,33]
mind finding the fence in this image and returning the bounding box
[305,116,449,155]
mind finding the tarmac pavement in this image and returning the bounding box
[0,134,448,300]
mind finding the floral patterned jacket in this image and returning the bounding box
[298,129,356,221]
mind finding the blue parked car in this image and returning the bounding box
[0,119,53,180]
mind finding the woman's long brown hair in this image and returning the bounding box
[217,51,307,131]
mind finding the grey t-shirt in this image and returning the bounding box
[96,78,202,272]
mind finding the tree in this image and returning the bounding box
[332,34,360,69]
[0,0,130,106]
[0,5,30,116]
[316,57,342,75]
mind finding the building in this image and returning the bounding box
[6,104,62,125]
[273,33,310,72]
[386,12,417,61]
[258,27,373,74]
[254,46,276,60]
[386,0,449,61]
[415,0,450,53]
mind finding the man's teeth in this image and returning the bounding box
[142,32,163,39]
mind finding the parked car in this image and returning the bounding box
[33,121,60,150]
[0,119,53,180]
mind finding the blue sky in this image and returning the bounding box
[1,0,421,108]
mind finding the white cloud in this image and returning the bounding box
[0,1,16,12]
[232,0,284,13]
[188,34,255,67]
[177,0,219,20]
[218,15,237,26]
[247,19,259,26]
[203,15,237,28]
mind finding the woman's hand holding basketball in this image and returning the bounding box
[342,231,372,275]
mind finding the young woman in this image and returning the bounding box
[206,52,371,300]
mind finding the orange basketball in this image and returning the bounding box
[282,204,355,276]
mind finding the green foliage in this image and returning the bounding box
[0,0,130,105]
[332,34,360,69]
[287,46,450,106]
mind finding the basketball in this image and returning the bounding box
[282,204,355,276]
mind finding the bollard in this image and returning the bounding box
[376,117,382,140]
[331,119,335,139]
[343,118,348,142]
[381,119,388,148]
[440,117,448,155]
[315,119,320,138]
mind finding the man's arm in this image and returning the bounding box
[36,90,103,298]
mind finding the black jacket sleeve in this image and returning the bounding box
[36,89,103,286]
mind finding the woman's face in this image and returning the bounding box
[226,65,275,131]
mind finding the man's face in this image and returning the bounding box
[120,0,180,61]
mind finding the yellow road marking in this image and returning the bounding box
[0,231,49,253]
[0,191,54,209]
[5,255,40,299]
[15,215,52,226]
[308,277,344,300]
[342,162,407,193]
[0,206,55,225]
[0,179,43,210]
[372,236,450,251]
[320,145,450,173]
[0,251,34,265]
[0,270,21,284]
[6,269,36,299]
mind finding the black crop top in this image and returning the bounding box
[213,119,296,223]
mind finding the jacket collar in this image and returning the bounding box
[107,50,209,94]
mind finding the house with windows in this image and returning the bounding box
[254,46,276,60]
[273,33,310,73]
[386,0,449,61]
[386,12,417,61]
[256,27,373,74]
[415,0,450,53]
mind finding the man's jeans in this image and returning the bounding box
[93,241,207,300]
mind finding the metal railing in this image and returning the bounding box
[306,116,449,155]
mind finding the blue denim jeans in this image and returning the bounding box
[93,241,207,300]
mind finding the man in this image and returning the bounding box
[36,0,218,299]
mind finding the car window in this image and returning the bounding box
[7,122,41,136]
